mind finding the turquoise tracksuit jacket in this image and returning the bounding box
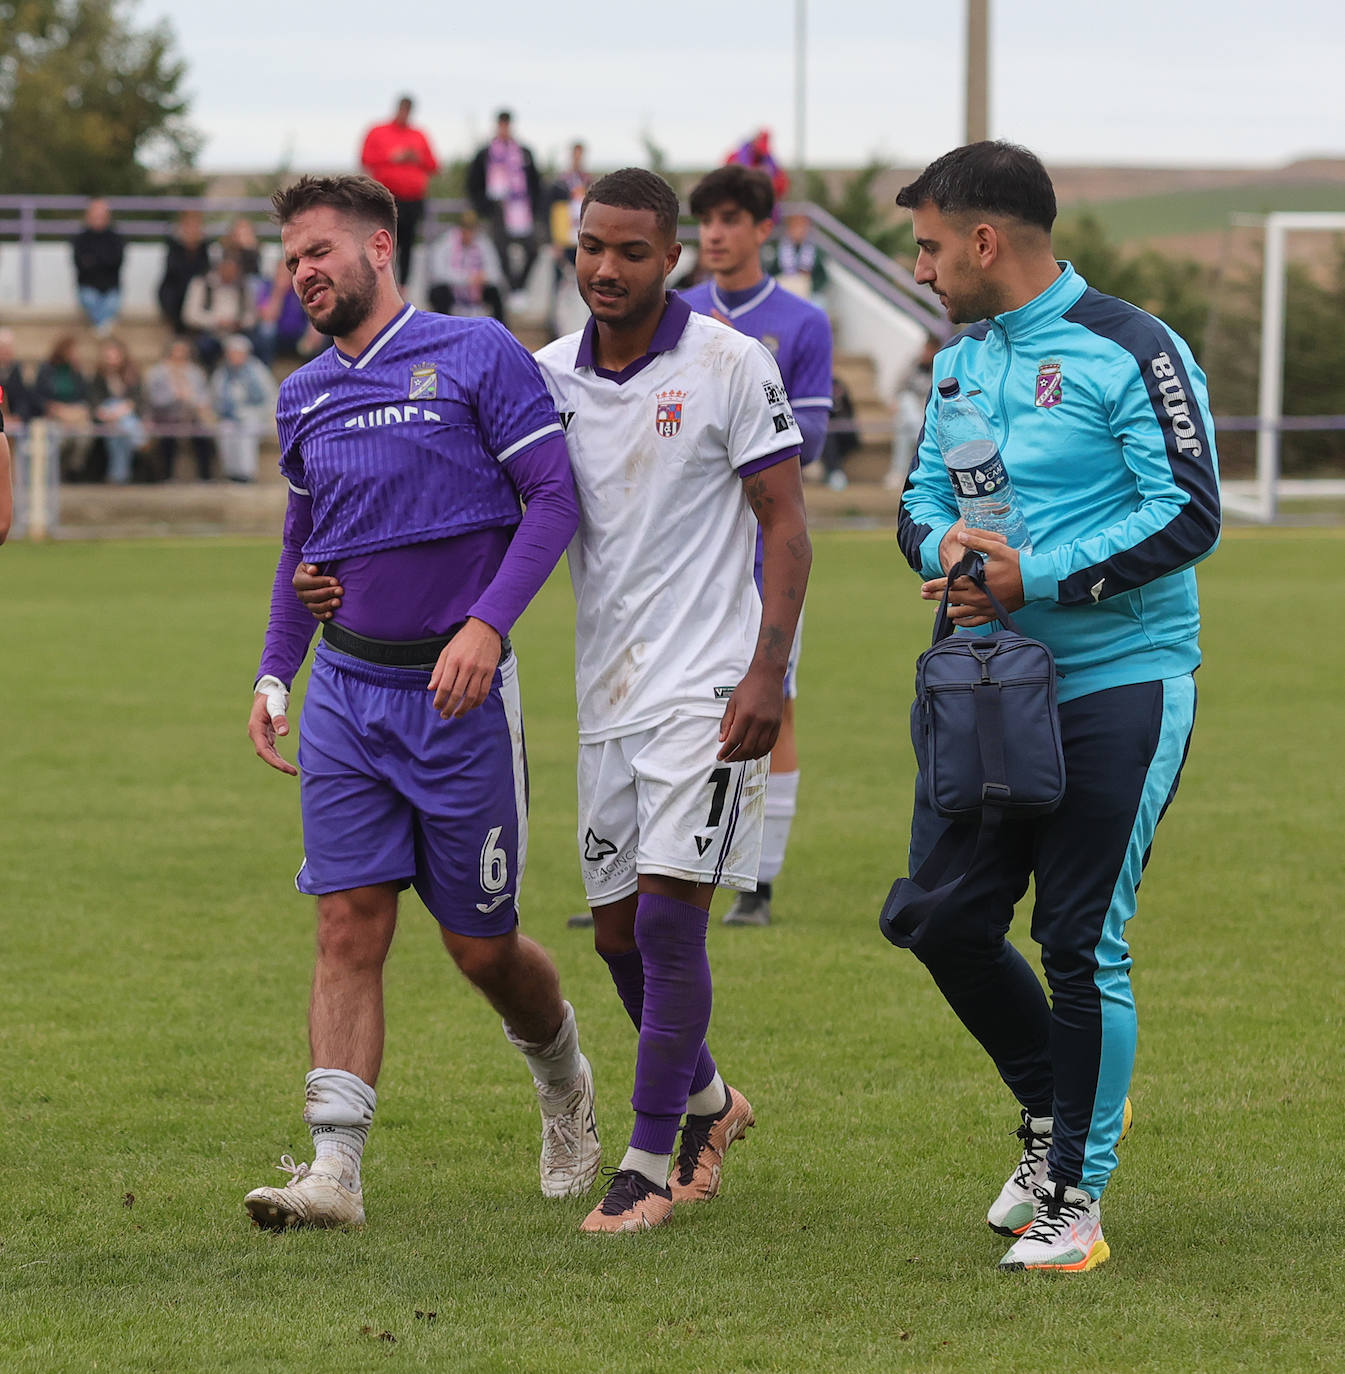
[898,263,1221,702]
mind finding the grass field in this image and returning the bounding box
[3,529,1343,1372]
[1064,181,1345,245]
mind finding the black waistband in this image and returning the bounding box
[321,619,518,671]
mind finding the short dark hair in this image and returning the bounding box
[582,167,681,242]
[895,141,1056,233]
[688,164,774,223]
[271,174,398,239]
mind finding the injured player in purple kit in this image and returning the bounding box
[243,174,599,1230]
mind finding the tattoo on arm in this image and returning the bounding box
[787,531,811,561]
[758,624,790,666]
[743,473,776,519]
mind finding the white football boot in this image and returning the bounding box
[998,1179,1109,1272]
[243,1155,365,1231]
[537,1053,601,1198]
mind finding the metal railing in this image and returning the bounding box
[780,200,951,339]
[0,193,469,305]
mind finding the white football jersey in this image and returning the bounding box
[535,299,802,743]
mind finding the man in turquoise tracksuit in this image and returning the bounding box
[893,142,1220,1273]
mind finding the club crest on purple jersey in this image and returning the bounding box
[655,388,686,438]
[1035,359,1063,409]
[409,362,438,401]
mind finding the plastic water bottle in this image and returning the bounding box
[934,378,1032,552]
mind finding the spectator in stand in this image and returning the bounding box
[88,336,146,485]
[182,254,258,369]
[211,334,278,483]
[360,96,439,286]
[71,198,126,335]
[885,335,938,492]
[549,141,593,267]
[158,209,213,333]
[220,216,264,281]
[145,336,215,481]
[425,211,507,322]
[33,334,94,480]
[820,373,859,492]
[0,409,11,543]
[467,110,543,295]
[726,128,790,201]
[768,213,828,300]
[0,328,34,426]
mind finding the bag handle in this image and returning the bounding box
[931,550,1026,644]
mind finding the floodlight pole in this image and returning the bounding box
[965,0,989,143]
[794,0,807,181]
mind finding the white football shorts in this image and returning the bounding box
[577,713,769,905]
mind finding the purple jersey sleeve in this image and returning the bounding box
[467,432,579,636]
[256,488,319,686]
[472,319,566,462]
[795,407,828,466]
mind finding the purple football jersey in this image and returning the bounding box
[680,277,833,414]
[276,305,564,559]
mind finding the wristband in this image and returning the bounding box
[254,674,290,720]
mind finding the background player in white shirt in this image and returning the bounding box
[534,169,812,1232]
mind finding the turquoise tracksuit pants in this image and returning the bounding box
[904,675,1196,1198]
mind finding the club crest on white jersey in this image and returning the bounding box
[655,388,686,438]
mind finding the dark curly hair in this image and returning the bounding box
[581,168,681,242]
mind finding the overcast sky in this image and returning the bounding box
[141,0,1345,174]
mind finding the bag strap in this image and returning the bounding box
[879,808,1005,949]
[932,551,1026,643]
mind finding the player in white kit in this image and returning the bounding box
[535,169,811,1232]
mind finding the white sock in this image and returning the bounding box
[757,770,799,884]
[310,1124,369,1189]
[685,1072,727,1119]
[620,1146,671,1190]
[504,1000,582,1088]
[304,1067,376,1190]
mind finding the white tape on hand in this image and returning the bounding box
[254,674,290,721]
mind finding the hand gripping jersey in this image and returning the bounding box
[276,305,563,561]
[534,295,802,743]
[898,264,1221,702]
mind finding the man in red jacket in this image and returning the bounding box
[360,96,439,286]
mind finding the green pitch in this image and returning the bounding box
[2,529,1342,1372]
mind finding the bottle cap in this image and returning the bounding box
[937,378,960,398]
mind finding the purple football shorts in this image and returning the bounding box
[294,642,529,937]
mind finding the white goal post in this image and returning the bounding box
[1226,211,1345,522]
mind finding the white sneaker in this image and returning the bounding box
[243,1155,365,1230]
[537,1053,601,1198]
[987,1109,1052,1236]
[998,1180,1110,1272]
[988,1096,1133,1236]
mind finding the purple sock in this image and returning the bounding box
[600,946,718,1096]
[628,893,714,1155]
